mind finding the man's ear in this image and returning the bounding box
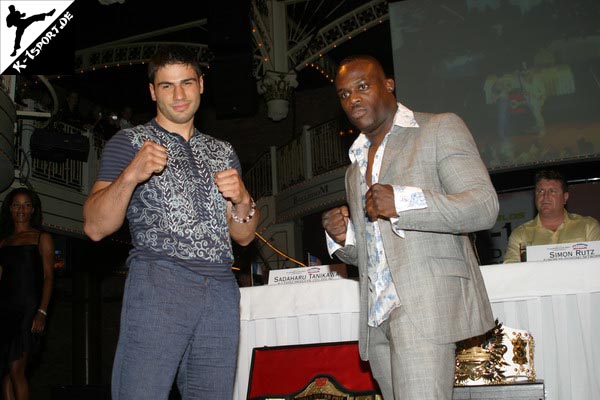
[198,75,204,94]
[149,83,156,101]
[384,78,395,94]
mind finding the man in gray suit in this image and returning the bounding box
[322,55,498,399]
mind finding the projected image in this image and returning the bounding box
[389,0,600,171]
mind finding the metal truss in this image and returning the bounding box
[251,0,389,79]
[289,0,389,71]
[74,20,211,72]
[75,1,389,84]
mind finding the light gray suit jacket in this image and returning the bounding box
[335,112,498,361]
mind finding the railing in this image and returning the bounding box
[277,135,305,191]
[15,113,349,202]
[244,150,272,199]
[311,118,348,176]
[244,116,351,198]
[15,119,104,193]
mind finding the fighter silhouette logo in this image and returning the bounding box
[6,4,55,56]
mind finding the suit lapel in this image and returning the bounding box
[346,162,361,210]
[379,125,413,182]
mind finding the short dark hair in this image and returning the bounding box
[0,187,44,240]
[336,54,392,79]
[535,169,568,193]
[147,45,202,84]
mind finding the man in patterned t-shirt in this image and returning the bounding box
[83,45,259,400]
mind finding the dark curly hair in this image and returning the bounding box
[0,187,44,240]
[147,44,202,84]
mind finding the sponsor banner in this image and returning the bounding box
[527,240,600,262]
[268,264,346,286]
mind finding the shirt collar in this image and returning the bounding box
[150,119,197,140]
[392,102,420,129]
[534,209,570,228]
[349,102,419,162]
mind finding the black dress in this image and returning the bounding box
[0,241,44,372]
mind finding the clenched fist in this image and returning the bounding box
[126,141,168,184]
[322,206,350,245]
[365,183,396,221]
[214,168,250,205]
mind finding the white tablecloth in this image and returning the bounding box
[482,259,600,400]
[234,258,600,400]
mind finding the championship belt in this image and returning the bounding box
[455,320,536,386]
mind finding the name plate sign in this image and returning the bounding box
[268,264,347,285]
[527,241,600,262]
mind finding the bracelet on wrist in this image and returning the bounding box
[37,309,47,316]
[231,198,256,224]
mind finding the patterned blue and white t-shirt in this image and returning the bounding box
[97,120,240,276]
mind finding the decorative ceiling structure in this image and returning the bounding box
[75,0,389,120]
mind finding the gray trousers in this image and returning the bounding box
[367,306,456,400]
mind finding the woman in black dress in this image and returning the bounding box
[0,188,54,400]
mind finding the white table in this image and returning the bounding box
[482,259,600,400]
[234,258,600,400]
[235,278,360,399]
